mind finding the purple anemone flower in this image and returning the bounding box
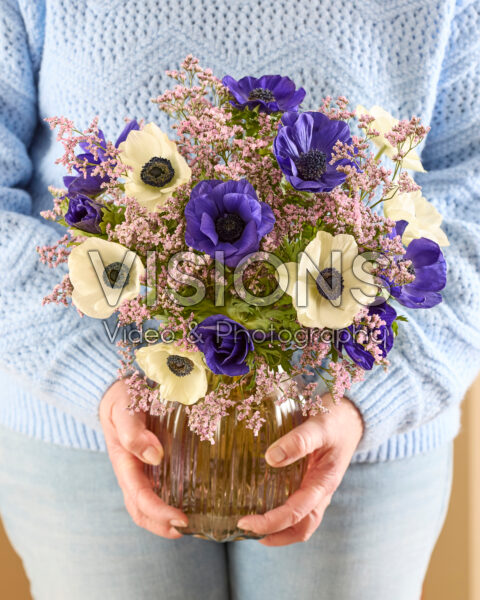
[194,315,254,376]
[184,179,275,268]
[221,75,306,114]
[392,238,446,310]
[63,120,139,196]
[335,300,397,370]
[273,111,355,192]
[385,220,447,308]
[64,193,103,234]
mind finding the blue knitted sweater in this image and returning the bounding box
[0,0,479,461]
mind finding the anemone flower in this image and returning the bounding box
[277,231,378,329]
[274,111,355,192]
[184,179,275,267]
[135,344,207,405]
[118,123,191,211]
[222,74,305,113]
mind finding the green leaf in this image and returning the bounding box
[67,227,105,239]
[59,197,69,214]
[99,204,126,234]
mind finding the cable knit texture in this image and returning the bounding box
[0,0,479,461]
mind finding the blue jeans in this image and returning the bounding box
[0,425,452,600]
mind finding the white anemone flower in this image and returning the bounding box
[135,344,208,405]
[384,188,449,247]
[118,122,191,211]
[68,238,145,319]
[277,231,378,329]
[356,105,426,172]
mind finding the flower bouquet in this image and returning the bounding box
[40,56,448,541]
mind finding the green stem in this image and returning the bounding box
[374,145,387,162]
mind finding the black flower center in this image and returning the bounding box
[215,213,245,243]
[140,157,175,187]
[248,87,275,103]
[103,262,131,289]
[295,149,327,181]
[316,267,344,301]
[167,355,194,377]
[406,263,416,277]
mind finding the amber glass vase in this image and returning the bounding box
[145,392,308,542]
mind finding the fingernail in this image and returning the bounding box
[237,519,251,530]
[142,446,163,465]
[266,445,287,466]
[170,519,188,528]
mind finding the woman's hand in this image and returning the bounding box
[237,395,364,546]
[99,380,189,538]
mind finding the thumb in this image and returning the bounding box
[104,381,164,465]
[265,416,325,467]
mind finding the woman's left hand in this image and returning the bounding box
[237,395,364,546]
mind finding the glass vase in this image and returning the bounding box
[145,392,308,542]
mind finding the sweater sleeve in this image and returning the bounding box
[0,0,120,431]
[348,0,480,453]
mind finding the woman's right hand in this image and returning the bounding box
[99,380,188,538]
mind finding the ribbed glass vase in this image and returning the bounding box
[145,393,308,542]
